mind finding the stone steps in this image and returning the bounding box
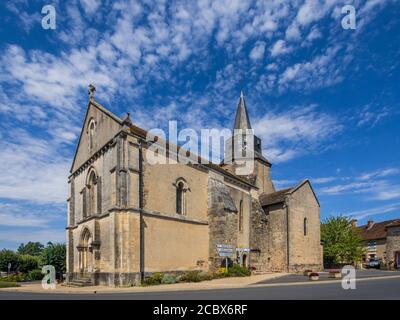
[64,278,93,287]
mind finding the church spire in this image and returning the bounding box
[233,90,252,130]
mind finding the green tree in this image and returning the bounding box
[17,242,44,256]
[0,249,21,272]
[18,255,40,273]
[321,216,364,266]
[39,242,66,277]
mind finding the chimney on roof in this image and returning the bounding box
[351,219,357,228]
[367,220,374,229]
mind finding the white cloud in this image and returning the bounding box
[357,168,400,181]
[306,27,322,42]
[356,104,391,128]
[0,129,69,204]
[345,202,400,220]
[253,105,340,163]
[278,45,347,91]
[285,23,301,41]
[319,175,400,201]
[80,0,101,14]
[296,0,336,27]
[273,179,298,189]
[270,40,291,57]
[249,41,266,61]
[310,177,337,184]
[0,213,48,228]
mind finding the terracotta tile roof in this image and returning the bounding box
[385,220,400,228]
[259,188,292,206]
[357,219,400,240]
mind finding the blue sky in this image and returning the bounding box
[0,0,399,249]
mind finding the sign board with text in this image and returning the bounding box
[216,244,234,257]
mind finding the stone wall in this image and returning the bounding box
[143,214,209,272]
[267,203,288,271]
[208,178,239,271]
[386,226,400,268]
[286,182,323,272]
[249,198,270,271]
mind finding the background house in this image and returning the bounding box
[355,219,400,268]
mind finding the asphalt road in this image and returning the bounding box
[255,269,400,284]
[1,276,400,300]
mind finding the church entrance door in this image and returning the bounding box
[79,228,93,276]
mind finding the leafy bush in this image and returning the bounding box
[321,216,364,266]
[227,264,251,277]
[40,243,66,279]
[18,255,39,273]
[161,274,177,284]
[179,271,202,282]
[198,271,214,281]
[28,269,43,281]
[17,242,44,256]
[0,250,21,272]
[143,272,163,285]
[0,273,26,282]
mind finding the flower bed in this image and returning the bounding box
[142,265,251,286]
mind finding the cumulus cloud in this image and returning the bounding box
[249,41,266,61]
[253,104,341,162]
[270,40,292,57]
[0,129,69,203]
[278,45,348,91]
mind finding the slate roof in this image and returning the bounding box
[233,90,252,130]
[129,122,255,188]
[357,219,400,240]
[209,179,238,212]
[259,188,292,206]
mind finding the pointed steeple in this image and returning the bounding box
[233,90,252,130]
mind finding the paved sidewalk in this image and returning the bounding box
[0,272,287,295]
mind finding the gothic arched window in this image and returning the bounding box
[304,217,308,236]
[84,169,100,218]
[175,179,188,215]
[176,182,184,214]
[88,119,96,151]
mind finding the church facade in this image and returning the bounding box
[66,86,323,286]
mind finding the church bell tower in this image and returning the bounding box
[222,91,275,195]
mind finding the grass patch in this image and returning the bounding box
[0,281,20,288]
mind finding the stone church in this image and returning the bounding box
[66,86,323,286]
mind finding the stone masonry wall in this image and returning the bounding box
[386,226,400,268]
[249,198,270,271]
